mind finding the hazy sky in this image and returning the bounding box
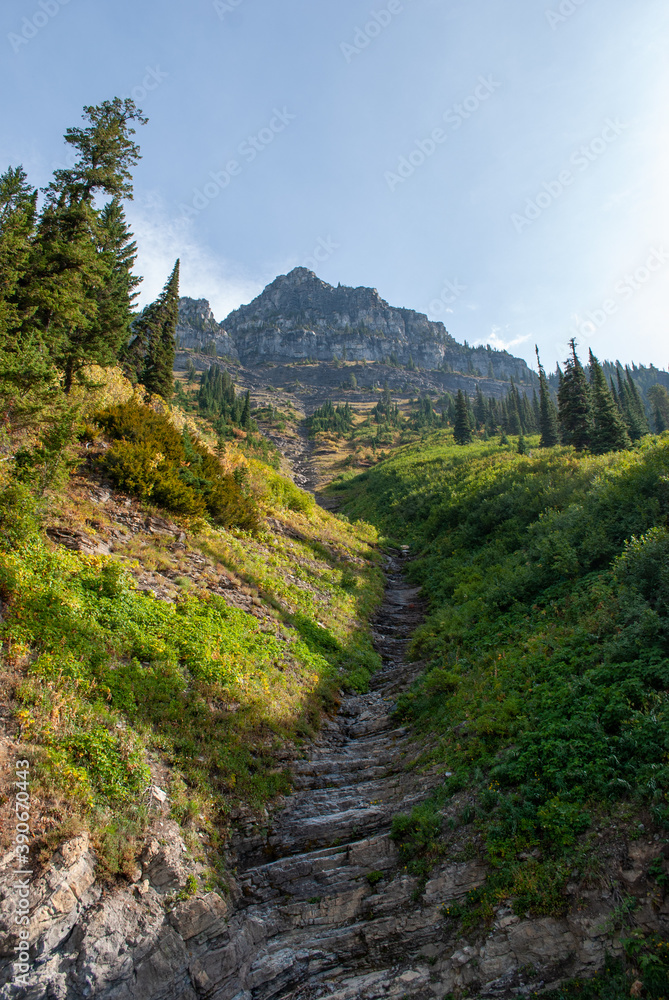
[2,0,668,369]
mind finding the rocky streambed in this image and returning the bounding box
[2,556,667,999]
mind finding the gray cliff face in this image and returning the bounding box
[176,297,239,361]
[178,269,535,383]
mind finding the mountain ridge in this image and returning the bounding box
[177,267,537,384]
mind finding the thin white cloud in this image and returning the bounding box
[474,326,532,353]
[127,195,263,324]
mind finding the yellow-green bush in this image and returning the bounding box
[96,400,258,530]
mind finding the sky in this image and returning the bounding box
[1,0,668,370]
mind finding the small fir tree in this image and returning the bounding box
[0,166,59,421]
[625,369,649,439]
[240,390,251,428]
[453,389,472,445]
[473,386,487,429]
[535,346,559,447]
[531,388,541,428]
[647,384,669,433]
[140,259,180,399]
[588,350,630,453]
[96,198,141,356]
[558,340,591,450]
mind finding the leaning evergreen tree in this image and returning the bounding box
[141,259,180,399]
[535,346,559,447]
[453,389,472,445]
[588,350,629,453]
[557,340,591,450]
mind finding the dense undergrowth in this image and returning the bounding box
[0,388,383,883]
[338,431,669,992]
[96,399,259,528]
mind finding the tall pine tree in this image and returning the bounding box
[140,259,180,399]
[558,340,591,450]
[535,346,559,447]
[588,350,629,453]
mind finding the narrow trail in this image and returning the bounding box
[219,554,450,1000]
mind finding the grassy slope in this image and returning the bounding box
[336,430,669,993]
[0,412,383,883]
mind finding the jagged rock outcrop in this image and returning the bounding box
[178,269,536,384]
[176,297,239,361]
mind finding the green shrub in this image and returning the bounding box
[0,480,38,551]
[390,801,443,863]
[58,726,150,803]
[96,401,258,530]
[261,470,315,513]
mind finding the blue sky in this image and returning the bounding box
[1,0,668,369]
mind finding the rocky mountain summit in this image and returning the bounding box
[177,269,536,384]
[175,296,238,360]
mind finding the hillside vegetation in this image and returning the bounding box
[0,377,383,885]
[337,432,669,995]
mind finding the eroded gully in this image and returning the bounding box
[211,550,469,1000]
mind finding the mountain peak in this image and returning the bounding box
[178,271,536,383]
